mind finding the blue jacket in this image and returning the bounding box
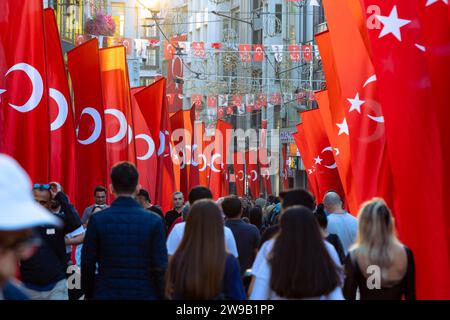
[81,196,168,300]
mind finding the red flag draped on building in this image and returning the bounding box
[315,32,359,215]
[293,124,319,200]
[323,0,393,208]
[209,120,232,200]
[43,9,77,200]
[130,87,158,202]
[0,0,50,183]
[301,108,345,203]
[68,39,108,213]
[362,0,450,299]
[99,46,136,200]
[134,78,175,213]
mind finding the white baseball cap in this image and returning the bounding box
[0,154,61,230]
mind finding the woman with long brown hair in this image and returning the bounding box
[343,198,415,300]
[165,199,246,300]
[249,206,343,299]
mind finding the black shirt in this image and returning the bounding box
[326,233,346,265]
[165,209,182,231]
[343,246,416,300]
[147,205,164,219]
[225,219,261,276]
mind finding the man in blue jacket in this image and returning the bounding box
[81,162,168,300]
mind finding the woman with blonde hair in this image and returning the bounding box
[343,198,415,300]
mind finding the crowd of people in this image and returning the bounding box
[0,154,416,300]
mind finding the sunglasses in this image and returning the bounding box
[33,184,51,190]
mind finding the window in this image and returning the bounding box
[112,2,125,37]
[145,48,157,67]
[142,18,157,38]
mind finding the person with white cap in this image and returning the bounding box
[0,154,61,300]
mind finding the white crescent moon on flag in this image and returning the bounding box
[49,88,68,131]
[251,170,257,181]
[127,125,133,145]
[191,144,199,166]
[210,153,222,173]
[104,109,128,143]
[362,74,385,123]
[135,134,155,160]
[5,63,44,113]
[238,170,244,181]
[157,131,166,156]
[321,146,337,169]
[77,107,102,145]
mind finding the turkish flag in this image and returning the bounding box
[130,87,158,203]
[232,94,242,107]
[301,108,345,203]
[189,120,205,189]
[246,150,260,199]
[67,39,108,213]
[253,44,264,62]
[323,0,393,209]
[192,94,203,108]
[233,152,245,197]
[315,32,359,215]
[0,0,50,183]
[192,42,206,57]
[44,9,77,201]
[362,0,450,299]
[418,0,450,263]
[134,78,176,213]
[209,120,232,199]
[207,96,217,108]
[289,45,301,62]
[294,124,319,200]
[99,46,136,200]
[217,107,225,119]
[163,41,176,60]
[239,44,252,62]
[226,106,234,115]
[170,108,194,199]
[302,44,313,62]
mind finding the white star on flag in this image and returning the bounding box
[376,6,411,42]
[348,93,365,113]
[314,156,323,165]
[426,0,448,6]
[336,118,349,136]
[308,169,313,175]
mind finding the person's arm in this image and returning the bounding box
[54,192,82,234]
[65,232,85,246]
[81,216,99,300]
[150,218,168,299]
[403,248,416,300]
[343,253,358,300]
[225,228,239,258]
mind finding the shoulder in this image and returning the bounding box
[3,281,29,300]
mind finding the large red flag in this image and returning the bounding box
[43,9,77,201]
[130,87,158,202]
[99,46,136,200]
[246,150,260,199]
[0,0,50,183]
[323,0,393,207]
[134,78,176,213]
[233,152,245,197]
[68,39,108,214]
[301,108,345,203]
[190,120,206,189]
[315,32,359,214]
[209,120,233,200]
[293,124,320,200]
[362,0,450,299]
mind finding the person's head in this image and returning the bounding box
[94,186,107,205]
[280,188,315,211]
[267,195,276,205]
[32,184,52,211]
[166,199,226,299]
[249,206,263,229]
[110,162,139,196]
[136,189,151,208]
[323,191,344,213]
[221,195,242,220]
[188,186,212,205]
[352,198,400,271]
[172,192,184,210]
[269,206,341,299]
[314,204,328,230]
[255,197,266,209]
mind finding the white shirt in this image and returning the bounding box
[65,225,85,254]
[327,212,358,255]
[166,222,239,258]
[249,239,344,300]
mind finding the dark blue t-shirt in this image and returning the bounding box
[225,219,261,276]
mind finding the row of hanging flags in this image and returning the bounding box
[288,0,450,299]
[75,33,318,63]
[0,2,272,215]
